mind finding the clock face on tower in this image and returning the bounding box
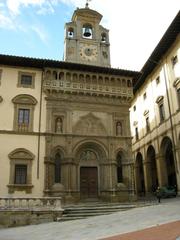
[79,43,98,62]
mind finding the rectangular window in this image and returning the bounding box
[146,117,150,133]
[18,109,30,131]
[177,88,180,109]
[18,109,30,124]
[18,71,35,88]
[135,127,139,141]
[159,103,165,122]
[143,92,147,100]
[14,164,27,184]
[171,55,178,68]
[156,76,160,85]
[21,75,32,86]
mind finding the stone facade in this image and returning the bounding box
[0,5,139,203]
[0,61,137,203]
[43,68,135,202]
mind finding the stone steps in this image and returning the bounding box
[58,202,136,221]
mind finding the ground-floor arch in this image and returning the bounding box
[135,152,145,196]
[160,137,177,187]
[146,145,158,193]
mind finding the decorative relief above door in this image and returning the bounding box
[73,112,106,136]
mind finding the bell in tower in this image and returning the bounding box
[64,3,111,67]
[83,24,92,38]
[83,28,91,37]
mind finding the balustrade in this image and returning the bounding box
[43,79,133,97]
[0,197,62,211]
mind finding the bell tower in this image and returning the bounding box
[64,2,111,67]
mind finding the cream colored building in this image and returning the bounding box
[130,11,180,196]
[0,5,138,203]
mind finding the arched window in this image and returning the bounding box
[54,153,61,183]
[73,73,78,82]
[101,32,107,42]
[117,153,123,182]
[52,71,57,80]
[66,72,71,82]
[82,23,92,39]
[127,80,132,87]
[46,70,51,80]
[67,27,74,38]
[59,72,64,80]
[122,79,126,87]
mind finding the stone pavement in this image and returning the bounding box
[102,221,180,240]
[0,197,180,240]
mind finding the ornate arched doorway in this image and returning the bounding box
[146,145,158,192]
[79,149,98,198]
[160,137,177,186]
[75,141,107,199]
[135,152,145,196]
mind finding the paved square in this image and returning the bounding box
[0,198,180,240]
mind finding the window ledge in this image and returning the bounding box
[7,184,33,193]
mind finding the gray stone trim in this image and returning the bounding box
[17,71,36,88]
[8,148,35,193]
[12,94,37,132]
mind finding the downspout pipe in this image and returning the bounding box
[37,68,44,179]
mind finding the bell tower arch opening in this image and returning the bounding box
[82,23,93,39]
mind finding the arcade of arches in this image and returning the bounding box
[134,136,179,196]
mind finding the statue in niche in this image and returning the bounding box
[116,121,122,136]
[55,117,63,133]
[80,150,97,161]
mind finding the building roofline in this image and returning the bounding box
[134,10,180,93]
[72,7,102,22]
[0,54,140,78]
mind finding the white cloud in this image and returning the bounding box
[6,0,46,15]
[0,13,15,29]
[37,4,54,15]
[31,25,49,44]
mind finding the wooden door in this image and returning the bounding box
[80,167,98,198]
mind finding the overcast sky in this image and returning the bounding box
[0,0,179,70]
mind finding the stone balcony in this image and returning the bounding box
[43,79,133,98]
